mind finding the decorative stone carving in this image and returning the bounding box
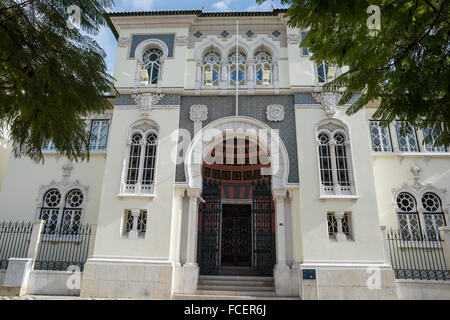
[266,104,285,122]
[189,105,208,122]
[62,161,73,179]
[175,36,188,46]
[410,164,422,187]
[118,37,130,47]
[312,91,343,118]
[132,91,165,117]
[287,33,300,45]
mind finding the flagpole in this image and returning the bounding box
[235,20,239,117]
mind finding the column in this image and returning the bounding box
[120,143,131,193]
[136,140,147,193]
[195,60,202,94]
[273,60,280,92]
[185,189,201,265]
[334,211,347,242]
[247,58,255,92]
[273,189,288,267]
[438,227,450,270]
[128,208,141,239]
[329,139,340,194]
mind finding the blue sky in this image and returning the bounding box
[93,0,288,74]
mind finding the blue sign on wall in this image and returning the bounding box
[302,269,316,280]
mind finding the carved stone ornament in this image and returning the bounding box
[287,33,300,45]
[175,36,188,46]
[132,91,165,117]
[118,37,130,47]
[266,104,285,122]
[312,91,343,118]
[190,105,208,122]
[62,161,73,179]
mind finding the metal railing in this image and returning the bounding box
[387,229,449,281]
[0,221,33,270]
[34,224,92,272]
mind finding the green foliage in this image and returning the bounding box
[258,0,450,145]
[0,0,117,162]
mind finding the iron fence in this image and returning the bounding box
[0,221,33,270]
[387,229,449,281]
[34,224,92,272]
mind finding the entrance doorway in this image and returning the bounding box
[221,204,252,267]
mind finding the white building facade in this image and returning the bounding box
[0,9,449,299]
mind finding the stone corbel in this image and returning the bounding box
[132,91,165,117]
[311,91,343,118]
[190,105,208,135]
[267,104,285,122]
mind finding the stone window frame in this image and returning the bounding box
[119,119,160,198]
[35,180,88,240]
[134,39,169,89]
[392,185,448,242]
[327,211,353,241]
[315,119,356,198]
[121,209,148,240]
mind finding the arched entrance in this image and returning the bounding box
[197,137,275,276]
[184,117,290,277]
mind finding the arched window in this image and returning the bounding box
[40,189,61,235]
[254,50,273,86]
[318,134,333,188]
[61,189,84,235]
[317,61,329,83]
[334,133,350,187]
[228,49,247,86]
[142,48,163,84]
[122,123,159,195]
[396,192,421,240]
[316,121,355,196]
[202,50,221,87]
[422,192,446,240]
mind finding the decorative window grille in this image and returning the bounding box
[126,133,143,186]
[228,50,247,86]
[123,130,158,195]
[327,212,352,240]
[318,134,333,187]
[202,50,221,87]
[61,189,83,235]
[422,192,446,240]
[254,50,273,86]
[396,192,421,240]
[395,121,419,152]
[317,61,329,83]
[39,188,84,235]
[334,133,350,187]
[370,121,392,152]
[143,48,163,84]
[40,189,62,235]
[89,120,109,151]
[422,127,446,152]
[124,209,147,239]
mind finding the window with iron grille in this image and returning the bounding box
[124,209,147,238]
[421,126,446,152]
[334,133,350,187]
[396,192,421,240]
[421,192,446,240]
[39,188,84,235]
[327,212,352,240]
[370,121,392,152]
[89,120,110,151]
[318,134,333,187]
[395,121,419,152]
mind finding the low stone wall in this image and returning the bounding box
[80,259,173,299]
[0,270,6,285]
[396,280,450,300]
[27,270,81,296]
[301,265,398,300]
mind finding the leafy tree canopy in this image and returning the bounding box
[258,0,450,145]
[0,0,116,162]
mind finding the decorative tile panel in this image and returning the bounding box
[130,34,175,58]
[176,95,299,183]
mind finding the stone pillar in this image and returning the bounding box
[380,225,391,266]
[273,189,287,267]
[195,60,202,95]
[329,139,340,194]
[135,141,147,193]
[120,143,131,194]
[273,61,280,93]
[128,209,141,239]
[439,226,450,270]
[27,220,45,261]
[247,58,255,93]
[186,189,201,265]
[334,211,347,242]
[88,224,97,258]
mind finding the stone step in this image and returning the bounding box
[198,279,274,287]
[172,294,300,300]
[199,275,273,282]
[198,284,275,292]
[196,290,277,297]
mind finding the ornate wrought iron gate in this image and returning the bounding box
[198,179,221,275]
[252,180,276,276]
